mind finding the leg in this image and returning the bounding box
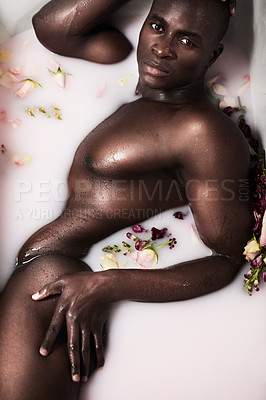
[0,255,92,400]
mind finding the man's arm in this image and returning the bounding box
[32,0,132,63]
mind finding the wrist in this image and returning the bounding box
[103,269,128,303]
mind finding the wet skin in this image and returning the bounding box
[0,1,250,399]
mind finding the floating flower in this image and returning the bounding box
[118,74,134,86]
[0,49,12,62]
[243,239,261,262]
[212,82,228,96]
[96,80,107,98]
[173,211,183,220]
[0,110,7,121]
[11,155,32,166]
[53,107,62,120]
[101,253,119,270]
[37,107,51,118]
[238,74,250,97]
[25,107,35,117]
[15,78,42,98]
[219,96,236,108]
[260,210,266,247]
[130,247,158,269]
[132,224,146,233]
[49,66,71,89]
[151,227,167,240]
[8,66,24,79]
[0,72,17,88]
[8,119,21,129]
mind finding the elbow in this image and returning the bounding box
[32,12,50,51]
[32,12,62,55]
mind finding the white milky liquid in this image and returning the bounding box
[0,20,265,400]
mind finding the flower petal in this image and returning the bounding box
[212,83,228,96]
[11,155,32,166]
[0,49,12,62]
[101,253,119,270]
[0,72,17,88]
[260,210,266,247]
[243,239,261,261]
[15,80,37,98]
[130,248,157,269]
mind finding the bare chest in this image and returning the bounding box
[77,100,183,178]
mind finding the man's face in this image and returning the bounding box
[137,0,222,91]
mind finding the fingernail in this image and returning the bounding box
[82,376,88,383]
[32,292,40,300]
[40,347,48,356]
[73,374,80,383]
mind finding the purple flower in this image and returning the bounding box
[223,106,237,117]
[132,224,146,233]
[238,118,251,138]
[260,210,266,247]
[173,211,184,220]
[151,227,168,240]
[135,239,149,251]
[250,254,263,269]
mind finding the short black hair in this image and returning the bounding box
[200,0,231,44]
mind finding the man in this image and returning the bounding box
[0,0,251,399]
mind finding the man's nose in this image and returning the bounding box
[151,36,176,59]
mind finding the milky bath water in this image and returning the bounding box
[1,3,266,400]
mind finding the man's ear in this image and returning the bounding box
[207,43,224,68]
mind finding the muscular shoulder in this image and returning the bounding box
[170,102,250,179]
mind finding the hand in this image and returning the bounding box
[221,0,236,16]
[32,271,113,383]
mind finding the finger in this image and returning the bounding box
[32,279,64,300]
[39,302,65,356]
[66,312,81,383]
[80,327,91,383]
[93,329,105,369]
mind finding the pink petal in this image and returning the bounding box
[54,72,65,89]
[0,110,7,121]
[8,119,21,129]
[0,72,17,88]
[130,249,157,269]
[8,66,24,79]
[260,210,266,247]
[96,80,107,98]
[223,96,236,107]
[11,155,32,166]
[15,80,36,98]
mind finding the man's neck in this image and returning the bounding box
[136,79,207,105]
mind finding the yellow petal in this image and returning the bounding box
[11,155,32,166]
[0,49,12,62]
[118,74,134,86]
[101,252,119,270]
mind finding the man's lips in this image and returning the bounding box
[143,61,170,77]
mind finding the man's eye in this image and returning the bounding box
[151,23,164,32]
[180,38,194,47]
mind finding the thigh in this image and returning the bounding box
[0,255,90,400]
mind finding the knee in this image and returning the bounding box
[9,255,89,296]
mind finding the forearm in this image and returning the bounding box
[108,255,241,303]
